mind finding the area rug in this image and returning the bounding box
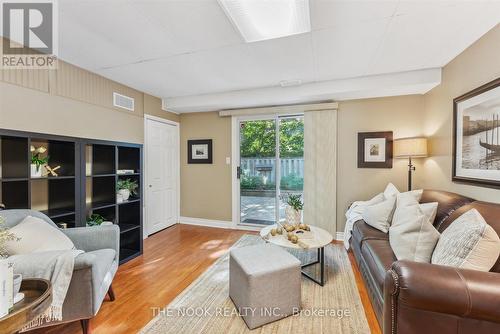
[140,235,370,334]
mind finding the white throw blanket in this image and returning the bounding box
[343,193,385,250]
[9,249,83,329]
[343,202,367,250]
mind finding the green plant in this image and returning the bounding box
[280,174,304,191]
[31,153,49,171]
[117,179,138,196]
[0,216,20,258]
[285,193,303,211]
[86,214,105,226]
[240,174,275,190]
[240,118,304,158]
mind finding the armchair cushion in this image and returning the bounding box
[63,225,120,263]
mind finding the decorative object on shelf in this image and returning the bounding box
[116,178,138,201]
[58,223,68,229]
[357,131,393,168]
[117,169,135,175]
[86,214,112,227]
[0,260,13,317]
[30,145,48,178]
[453,77,500,188]
[42,165,61,177]
[188,139,213,164]
[394,137,428,190]
[13,274,24,304]
[283,193,303,227]
[0,216,20,258]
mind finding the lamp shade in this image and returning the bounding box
[394,137,428,158]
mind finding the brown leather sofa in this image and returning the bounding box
[350,190,500,334]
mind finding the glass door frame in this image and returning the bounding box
[231,113,303,229]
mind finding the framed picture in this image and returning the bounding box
[357,131,393,168]
[453,77,500,188]
[188,139,213,164]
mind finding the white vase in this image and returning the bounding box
[285,206,302,226]
[118,189,130,201]
[30,164,42,178]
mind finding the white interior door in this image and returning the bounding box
[145,117,179,236]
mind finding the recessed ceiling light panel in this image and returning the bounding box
[218,0,311,42]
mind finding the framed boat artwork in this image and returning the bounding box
[453,77,500,187]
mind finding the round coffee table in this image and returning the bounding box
[260,224,333,286]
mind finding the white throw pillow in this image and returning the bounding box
[383,183,399,199]
[5,216,76,255]
[420,202,438,225]
[431,209,500,271]
[346,193,385,218]
[396,189,423,207]
[389,197,440,263]
[362,196,396,233]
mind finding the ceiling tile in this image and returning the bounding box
[368,1,498,74]
[312,19,389,80]
[130,0,242,54]
[311,0,398,30]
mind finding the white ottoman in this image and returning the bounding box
[229,243,301,329]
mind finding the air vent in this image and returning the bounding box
[113,92,135,111]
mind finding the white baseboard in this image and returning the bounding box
[179,216,233,229]
[180,216,344,237]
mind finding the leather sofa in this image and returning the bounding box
[350,190,500,334]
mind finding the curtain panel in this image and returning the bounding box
[303,109,337,235]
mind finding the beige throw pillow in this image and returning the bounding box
[431,209,500,271]
[389,196,439,263]
[361,196,396,233]
[5,216,76,255]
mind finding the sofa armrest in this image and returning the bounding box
[63,225,120,262]
[384,260,500,333]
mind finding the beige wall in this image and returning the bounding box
[178,96,427,229]
[336,95,426,230]
[144,94,180,123]
[421,24,500,202]
[0,48,178,143]
[179,112,232,221]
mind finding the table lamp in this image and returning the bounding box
[394,137,428,191]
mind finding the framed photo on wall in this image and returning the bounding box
[357,131,393,168]
[188,139,213,164]
[453,77,500,188]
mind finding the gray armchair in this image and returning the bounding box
[2,209,119,334]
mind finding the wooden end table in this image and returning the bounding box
[260,224,333,286]
[0,279,52,334]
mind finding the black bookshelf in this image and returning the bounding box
[84,140,143,264]
[0,129,143,264]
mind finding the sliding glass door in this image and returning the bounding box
[237,115,304,226]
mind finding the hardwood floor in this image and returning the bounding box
[31,224,381,334]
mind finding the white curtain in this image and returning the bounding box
[303,109,337,235]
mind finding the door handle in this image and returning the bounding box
[237,167,241,179]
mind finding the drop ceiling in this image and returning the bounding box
[54,0,500,112]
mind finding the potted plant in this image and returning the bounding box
[284,193,303,227]
[116,178,138,202]
[30,146,48,178]
[86,214,113,227]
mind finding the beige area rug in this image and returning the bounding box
[140,235,370,334]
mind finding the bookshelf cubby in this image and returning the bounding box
[0,129,143,264]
